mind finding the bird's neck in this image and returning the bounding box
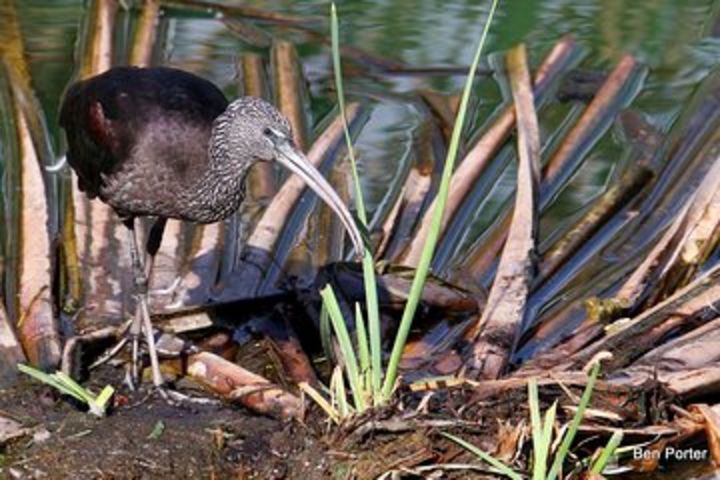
[181,161,249,223]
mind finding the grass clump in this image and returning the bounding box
[442,362,623,479]
[303,0,500,421]
[18,363,114,417]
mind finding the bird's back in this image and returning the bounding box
[60,66,229,207]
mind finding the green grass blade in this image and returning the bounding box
[542,401,557,451]
[93,385,115,410]
[321,285,367,411]
[442,432,522,480]
[18,364,86,403]
[354,302,371,389]
[547,362,601,480]
[330,2,383,398]
[528,378,546,480]
[381,0,500,400]
[56,371,95,403]
[590,430,623,474]
[538,401,557,479]
[319,303,334,362]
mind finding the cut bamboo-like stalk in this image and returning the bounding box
[463,44,540,380]
[240,53,270,99]
[543,55,639,185]
[647,154,720,304]
[538,162,655,283]
[271,40,309,151]
[14,110,60,369]
[181,351,302,419]
[80,0,116,78]
[0,4,60,369]
[235,53,277,249]
[618,316,720,399]
[129,0,161,67]
[400,35,579,268]
[167,223,224,309]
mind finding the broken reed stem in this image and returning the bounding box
[271,40,310,151]
[129,0,161,67]
[380,117,441,262]
[463,43,540,380]
[183,351,302,419]
[588,156,720,322]
[1,5,59,370]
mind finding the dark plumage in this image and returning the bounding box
[59,66,363,391]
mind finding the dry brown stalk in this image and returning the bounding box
[463,44,540,379]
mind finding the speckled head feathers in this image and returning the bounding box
[209,97,293,168]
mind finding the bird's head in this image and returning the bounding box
[212,96,293,164]
[211,96,366,257]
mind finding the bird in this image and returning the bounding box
[59,66,364,394]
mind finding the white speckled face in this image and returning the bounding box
[209,96,292,166]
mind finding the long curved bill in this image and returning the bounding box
[268,129,365,257]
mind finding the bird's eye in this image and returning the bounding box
[263,127,273,137]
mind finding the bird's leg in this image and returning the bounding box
[144,217,167,287]
[124,218,164,390]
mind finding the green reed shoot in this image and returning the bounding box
[317,0,499,415]
[444,362,607,479]
[18,364,114,417]
[381,0,500,398]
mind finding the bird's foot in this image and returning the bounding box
[154,387,219,406]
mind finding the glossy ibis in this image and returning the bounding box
[60,66,364,393]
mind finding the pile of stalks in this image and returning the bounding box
[1,0,719,477]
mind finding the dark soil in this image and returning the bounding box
[0,364,715,479]
[0,366,329,480]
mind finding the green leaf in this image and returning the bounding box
[547,362,602,480]
[590,430,623,474]
[18,364,114,417]
[354,302,371,390]
[330,2,383,399]
[147,420,165,440]
[321,285,367,411]
[528,378,547,480]
[381,0,500,400]
[442,432,522,480]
